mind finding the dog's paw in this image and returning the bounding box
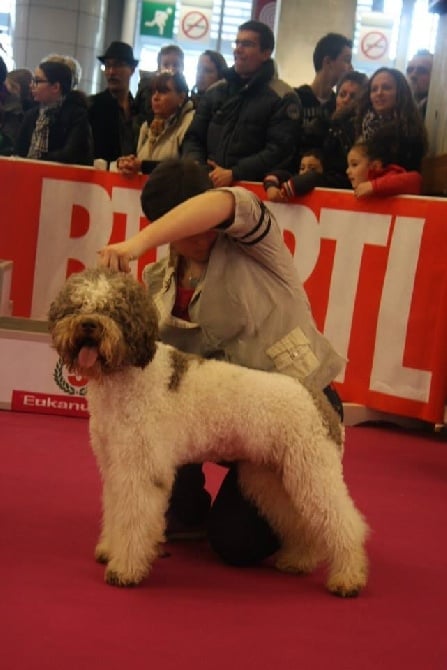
[104,567,140,587]
[326,565,368,597]
[326,579,364,598]
[326,549,368,597]
[94,543,110,564]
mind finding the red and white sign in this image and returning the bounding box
[360,30,389,60]
[252,0,277,30]
[356,13,393,67]
[2,158,447,423]
[178,6,211,43]
[0,324,88,418]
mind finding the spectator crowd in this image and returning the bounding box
[0,23,433,198]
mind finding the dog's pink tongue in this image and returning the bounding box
[78,346,98,369]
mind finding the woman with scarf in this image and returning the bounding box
[15,60,93,165]
[355,66,427,172]
[117,71,194,176]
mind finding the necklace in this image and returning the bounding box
[186,269,205,288]
[187,274,202,289]
[183,259,207,289]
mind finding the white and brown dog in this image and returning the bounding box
[48,268,369,596]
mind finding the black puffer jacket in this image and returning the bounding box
[182,60,302,181]
[15,91,93,165]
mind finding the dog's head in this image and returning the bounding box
[48,268,158,378]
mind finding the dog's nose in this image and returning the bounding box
[81,319,97,333]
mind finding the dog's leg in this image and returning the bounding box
[89,432,114,564]
[103,457,174,587]
[94,478,115,564]
[89,430,116,565]
[238,463,324,575]
[278,440,369,597]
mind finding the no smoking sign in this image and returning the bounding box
[360,30,389,61]
[180,9,210,42]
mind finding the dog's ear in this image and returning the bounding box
[127,281,160,369]
[47,282,71,334]
[135,298,159,368]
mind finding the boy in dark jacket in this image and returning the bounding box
[264,147,349,201]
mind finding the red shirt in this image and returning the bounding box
[172,285,195,321]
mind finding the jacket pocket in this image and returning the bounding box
[265,326,320,381]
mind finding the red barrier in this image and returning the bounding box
[2,157,447,422]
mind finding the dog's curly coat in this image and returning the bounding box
[48,268,369,596]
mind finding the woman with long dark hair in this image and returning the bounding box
[355,66,428,171]
[191,50,228,108]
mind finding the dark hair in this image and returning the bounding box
[38,61,73,95]
[43,53,82,88]
[352,124,403,167]
[336,70,368,93]
[200,50,228,80]
[0,56,7,85]
[301,147,325,164]
[157,45,184,70]
[152,70,189,97]
[313,33,353,71]
[238,20,275,52]
[141,159,213,221]
[298,147,326,170]
[356,67,427,139]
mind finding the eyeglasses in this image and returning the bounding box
[406,66,429,75]
[233,39,258,49]
[31,77,49,85]
[102,60,130,71]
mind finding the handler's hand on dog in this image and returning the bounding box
[98,243,134,273]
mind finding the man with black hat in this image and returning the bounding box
[88,41,140,164]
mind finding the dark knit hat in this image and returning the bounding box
[97,41,139,67]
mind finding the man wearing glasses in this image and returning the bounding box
[88,41,140,164]
[182,20,302,187]
[406,49,433,120]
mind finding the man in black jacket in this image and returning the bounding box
[181,20,302,186]
[88,41,140,164]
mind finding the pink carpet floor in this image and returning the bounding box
[1,410,446,669]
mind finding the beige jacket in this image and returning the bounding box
[136,101,194,161]
[143,187,345,390]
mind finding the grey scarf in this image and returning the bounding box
[27,100,63,159]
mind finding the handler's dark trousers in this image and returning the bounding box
[168,385,343,566]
